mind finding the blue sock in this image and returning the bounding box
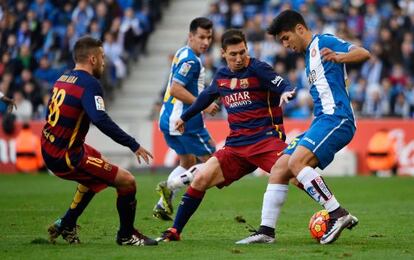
[173,186,205,233]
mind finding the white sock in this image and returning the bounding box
[157,165,187,206]
[167,163,204,190]
[296,166,340,212]
[260,184,289,229]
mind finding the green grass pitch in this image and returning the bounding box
[0,173,413,259]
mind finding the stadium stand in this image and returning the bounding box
[0,0,169,117]
[152,0,414,120]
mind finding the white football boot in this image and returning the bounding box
[235,231,275,244]
[320,214,359,244]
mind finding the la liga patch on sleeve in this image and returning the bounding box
[94,96,105,111]
[178,62,192,76]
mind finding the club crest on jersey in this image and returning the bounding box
[94,96,105,111]
[230,78,238,89]
[240,78,249,89]
[178,62,192,76]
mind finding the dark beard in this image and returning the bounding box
[92,68,102,79]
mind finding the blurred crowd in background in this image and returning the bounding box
[1,0,413,122]
[0,0,168,121]
[195,0,414,119]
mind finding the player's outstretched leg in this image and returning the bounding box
[48,184,95,244]
[156,186,205,242]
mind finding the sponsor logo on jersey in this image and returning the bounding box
[224,91,252,108]
[271,75,284,86]
[178,62,192,76]
[304,137,315,145]
[230,78,238,89]
[94,96,105,111]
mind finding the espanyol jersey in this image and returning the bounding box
[306,34,355,122]
[159,46,205,135]
[182,58,292,147]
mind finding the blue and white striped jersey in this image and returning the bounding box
[159,46,205,135]
[305,34,355,122]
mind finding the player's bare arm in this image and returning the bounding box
[170,81,196,104]
[320,46,370,64]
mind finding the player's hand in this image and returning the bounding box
[1,96,17,113]
[204,102,219,116]
[279,88,296,106]
[320,48,341,63]
[134,146,153,164]
[175,118,185,134]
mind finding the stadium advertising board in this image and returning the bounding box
[152,119,414,176]
[0,119,413,175]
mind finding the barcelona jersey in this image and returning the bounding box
[182,58,293,148]
[41,70,139,173]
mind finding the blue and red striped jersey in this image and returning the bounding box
[182,58,292,147]
[41,70,139,173]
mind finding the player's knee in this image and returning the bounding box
[124,173,136,189]
[191,172,209,191]
[270,164,290,184]
[116,171,136,191]
[287,157,304,175]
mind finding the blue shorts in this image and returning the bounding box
[163,128,215,157]
[284,115,355,169]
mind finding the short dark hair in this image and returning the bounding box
[73,36,103,63]
[189,17,213,33]
[267,10,308,36]
[221,29,246,50]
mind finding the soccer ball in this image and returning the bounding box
[309,210,330,241]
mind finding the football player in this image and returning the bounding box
[156,29,295,242]
[237,10,370,245]
[155,17,219,220]
[42,36,157,246]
